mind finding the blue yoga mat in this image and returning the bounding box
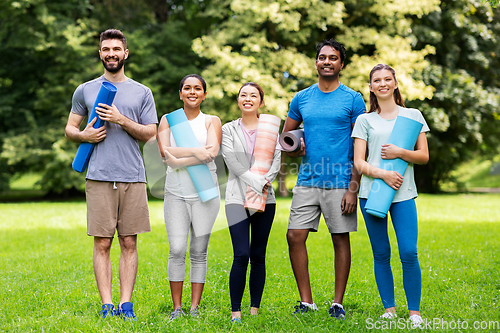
[72,82,117,173]
[166,109,219,202]
[364,116,423,218]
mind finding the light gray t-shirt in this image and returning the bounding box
[71,75,158,183]
[351,107,430,203]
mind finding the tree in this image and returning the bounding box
[194,0,439,124]
[411,0,500,191]
[0,0,213,194]
[2,0,499,195]
[192,0,440,193]
[483,0,499,8]
[0,0,99,193]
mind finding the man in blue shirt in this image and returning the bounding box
[283,39,365,319]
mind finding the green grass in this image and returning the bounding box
[1,195,499,332]
[0,173,46,202]
[441,154,500,190]
[9,173,42,190]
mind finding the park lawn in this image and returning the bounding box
[440,154,500,190]
[0,194,499,332]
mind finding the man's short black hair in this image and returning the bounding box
[316,39,346,63]
[100,29,127,49]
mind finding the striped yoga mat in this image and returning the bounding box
[244,114,281,212]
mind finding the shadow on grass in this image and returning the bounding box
[0,187,168,203]
[0,188,85,203]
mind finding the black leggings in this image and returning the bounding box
[226,204,276,312]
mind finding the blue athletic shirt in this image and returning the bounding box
[288,83,366,189]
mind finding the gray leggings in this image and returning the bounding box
[164,190,220,283]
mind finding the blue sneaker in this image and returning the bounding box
[169,307,185,322]
[292,301,318,314]
[231,317,241,323]
[189,306,199,318]
[328,303,346,320]
[100,304,115,318]
[118,302,137,321]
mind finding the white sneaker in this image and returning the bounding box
[303,302,318,311]
[292,301,318,314]
[409,314,423,328]
[380,312,397,319]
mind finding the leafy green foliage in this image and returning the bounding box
[193,0,439,124]
[0,0,99,192]
[1,0,499,194]
[0,0,211,193]
[411,0,500,191]
[483,0,499,8]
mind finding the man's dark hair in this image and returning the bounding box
[179,74,207,93]
[100,29,127,49]
[316,39,346,63]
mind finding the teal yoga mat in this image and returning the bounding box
[166,109,219,202]
[72,82,117,173]
[364,116,423,218]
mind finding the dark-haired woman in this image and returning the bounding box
[352,64,429,327]
[157,74,222,321]
[221,83,281,323]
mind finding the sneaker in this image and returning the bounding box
[231,317,242,323]
[100,304,115,318]
[328,303,346,320]
[189,306,199,318]
[380,312,397,319]
[169,307,185,322]
[292,301,318,314]
[118,302,137,321]
[409,314,423,328]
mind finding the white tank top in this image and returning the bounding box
[166,111,217,198]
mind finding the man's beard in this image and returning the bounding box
[102,57,125,73]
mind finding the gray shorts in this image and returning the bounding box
[288,186,357,233]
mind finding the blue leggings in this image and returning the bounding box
[359,198,421,311]
[226,204,275,312]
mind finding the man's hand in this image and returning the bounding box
[341,190,357,215]
[81,117,106,143]
[286,137,306,158]
[95,103,125,125]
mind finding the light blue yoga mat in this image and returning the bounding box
[166,109,219,202]
[72,82,117,173]
[364,116,423,218]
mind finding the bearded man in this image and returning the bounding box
[65,29,158,320]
